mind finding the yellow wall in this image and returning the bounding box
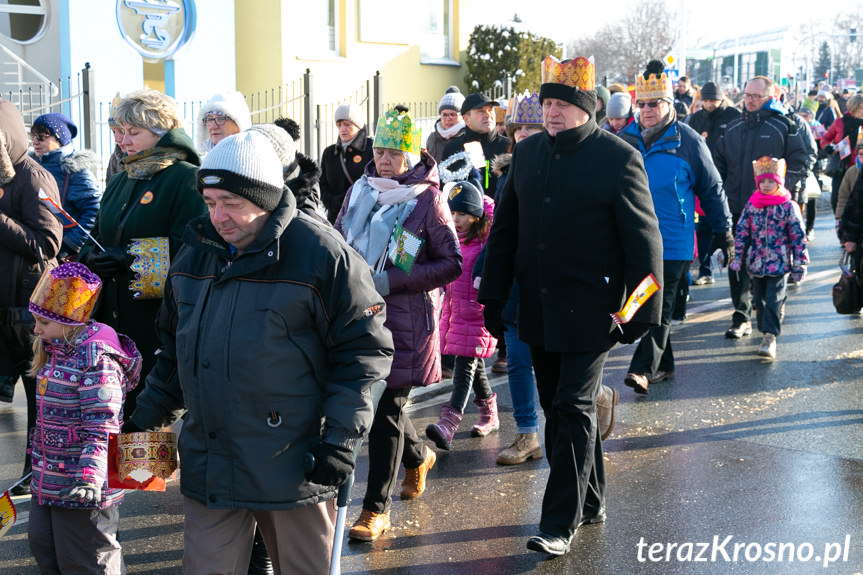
[235,0,470,115]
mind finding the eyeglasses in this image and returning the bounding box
[203,115,229,127]
[743,93,769,101]
[636,101,662,109]
[30,133,50,142]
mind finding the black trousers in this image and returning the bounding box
[0,308,36,477]
[530,346,607,538]
[362,387,426,513]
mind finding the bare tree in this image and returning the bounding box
[568,0,678,85]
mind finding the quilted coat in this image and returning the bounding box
[336,150,462,388]
[440,195,497,358]
[30,322,141,508]
[732,193,809,280]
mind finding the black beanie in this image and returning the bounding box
[539,83,597,119]
[447,180,484,218]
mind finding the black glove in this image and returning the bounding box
[482,301,506,340]
[121,419,143,434]
[824,144,836,155]
[709,231,735,267]
[612,321,651,344]
[304,442,354,487]
[85,247,128,278]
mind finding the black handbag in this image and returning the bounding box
[832,253,862,314]
[825,152,845,178]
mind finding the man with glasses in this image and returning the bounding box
[715,75,808,339]
[618,60,733,395]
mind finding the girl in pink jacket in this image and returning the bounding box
[427,181,497,450]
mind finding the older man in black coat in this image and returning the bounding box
[479,56,663,557]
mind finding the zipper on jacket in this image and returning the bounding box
[423,291,431,331]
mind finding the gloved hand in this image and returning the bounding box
[612,321,651,344]
[59,481,101,503]
[824,144,836,155]
[709,231,735,268]
[85,247,128,278]
[791,269,807,284]
[304,442,354,487]
[121,419,143,434]
[482,300,505,339]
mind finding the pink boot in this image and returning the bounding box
[471,393,499,437]
[426,405,462,450]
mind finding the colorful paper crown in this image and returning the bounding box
[29,262,102,326]
[541,56,595,90]
[635,71,673,101]
[373,108,421,155]
[510,91,543,126]
[128,237,170,300]
[752,156,786,185]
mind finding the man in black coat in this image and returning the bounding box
[441,92,510,196]
[715,75,809,338]
[479,55,663,557]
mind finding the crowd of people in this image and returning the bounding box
[2,49,861,574]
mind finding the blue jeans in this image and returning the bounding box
[752,275,787,336]
[504,321,538,433]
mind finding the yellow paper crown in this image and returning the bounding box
[29,262,102,326]
[752,156,786,179]
[541,56,595,91]
[373,108,422,155]
[635,72,673,101]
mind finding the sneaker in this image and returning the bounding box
[623,372,649,395]
[725,321,752,339]
[348,509,391,542]
[527,532,573,556]
[757,333,776,359]
[649,370,675,383]
[670,316,686,326]
[806,229,815,242]
[693,275,714,286]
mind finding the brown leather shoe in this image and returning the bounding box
[491,358,508,374]
[596,385,619,440]
[624,372,649,395]
[400,445,436,499]
[348,509,391,542]
[496,432,543,465]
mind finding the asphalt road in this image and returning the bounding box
[2,197,863,574]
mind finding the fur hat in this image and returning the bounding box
[246,124,297,170]
[700,82,724,101]
[195,92,252,153]
[335,103,365,129]
[439,86,465,113]
[446,180,484,218]
[606,92,632,119]
[29,262,102,326]
[33,113,77,147]
[539,55,597,118]
[198,131,285,212]
[461,92,493,115]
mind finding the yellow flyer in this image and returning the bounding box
[611,274,660,326]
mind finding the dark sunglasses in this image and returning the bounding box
[636,101,662,109]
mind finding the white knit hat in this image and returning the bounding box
[197,131,285,211]
[196,91,253,153]
[334,103,365,129]
[439,86,465,113]
[246,124,297,169]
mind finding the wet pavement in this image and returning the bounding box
[2,201,863,574]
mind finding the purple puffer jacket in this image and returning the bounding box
[440,196,497,358]
[732,193,809,280]
[336,151,462,388]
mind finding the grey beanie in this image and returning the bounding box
[198,131,285,211]
[247,124,297,169]
[335,103,365,128]
[606,93,632,119]
[439,86,465,113]
[700,82,724,101]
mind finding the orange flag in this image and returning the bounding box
[0,490,17,537]
[611,274,660,327]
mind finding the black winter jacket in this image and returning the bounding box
[686,102,741,163]
[442,126,510,196]
[319,128,373,223]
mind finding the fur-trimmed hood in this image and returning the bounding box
[30,146,101,176]
[285,151,323,213]
[491,153,512,178]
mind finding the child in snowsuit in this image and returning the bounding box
[729,157,808,359]
[26,262,141,574]
[427,181,497,450]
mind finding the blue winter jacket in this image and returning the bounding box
[34,146,101,253]
[620,119,732,261]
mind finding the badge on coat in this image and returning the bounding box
[0,188,4,200]
[37,377,48,395]
[353,155,363,164]
[140,191,154,204]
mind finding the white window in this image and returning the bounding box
[420,0,452,62]
[307,0,338,56]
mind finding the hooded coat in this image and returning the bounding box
[131,189,393,510]
[335,151,462,388]
[320,126,374,223]
[79,128,203,387]
[33,146,102,254]
[30,322,141,509]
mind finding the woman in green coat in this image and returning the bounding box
[81,89,203,421]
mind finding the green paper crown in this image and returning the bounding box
[373,108,421,155]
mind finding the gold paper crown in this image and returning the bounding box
[510,91,543,125]
[373,108,421,155]
[752,156,786,179]
[541,56,595,90]
[29,262,102,326]
[635,72,673,101]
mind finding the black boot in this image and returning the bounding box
[0,376,15,403]
[248,527,274,575]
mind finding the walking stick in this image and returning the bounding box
[304,380,386,575]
